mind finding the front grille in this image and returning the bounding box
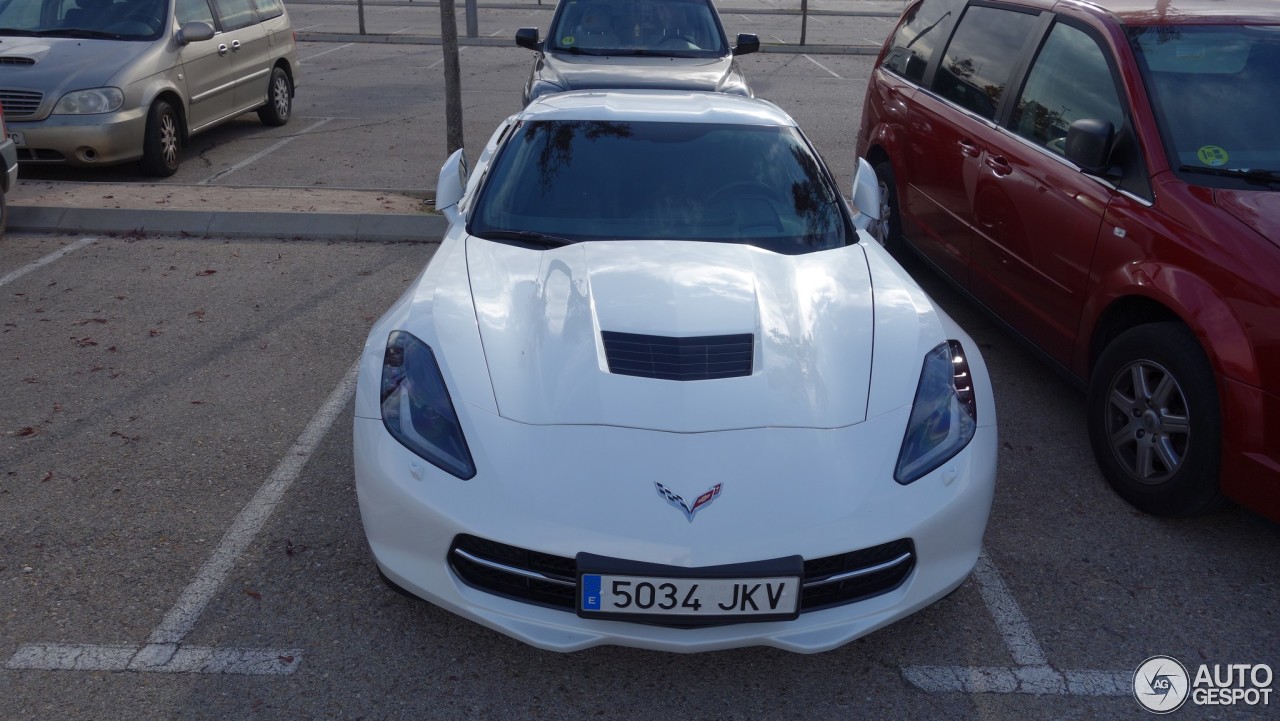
[448,534,915,619]
[601,331,754,381]
[0,89,43,119]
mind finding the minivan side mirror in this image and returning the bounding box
[436,148,469,222]
[1065,119,1115,175]
[176,20,215,46]
[515,27,542,52]
[733,33,760,56]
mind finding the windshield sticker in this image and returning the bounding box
[562,36,574,45]
[1197,145,1229,167]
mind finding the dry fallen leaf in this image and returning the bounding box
[41,471,52,482]
[15,427,38,437]
[195,269,217,276]
[244,588,262,600]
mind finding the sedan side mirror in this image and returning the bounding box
[436,148,469,222]
[176,20,215,46]
[516,27,542,52]
[733,33,760,56]
[1065,118,1115,175]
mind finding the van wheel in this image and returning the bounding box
[1086,322,1226,517]
[872,161,902,252]
[140,99,180,177]
[258,67,292,127]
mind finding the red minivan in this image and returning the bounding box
[857,0,1279,520]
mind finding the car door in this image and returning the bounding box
[966,18,1130,364]
[175,0,234,131]
[900,2,1042,285]
[209,0,267,114]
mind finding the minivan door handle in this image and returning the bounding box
[217,43,229,55]
[985,154,1012,176]
[230,40,241,51]
[959,139,980,158]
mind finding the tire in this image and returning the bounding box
[0,185,7,241]
[140,99,180,177]
[871,160,903,253]
[1086,322,1227,517]
[257,66,292,127]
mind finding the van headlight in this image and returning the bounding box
[895,340,978,484]
[53,88,125,115]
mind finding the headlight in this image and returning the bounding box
[380,331,476,480]
[895,340,977,484]
[53,88,125,115]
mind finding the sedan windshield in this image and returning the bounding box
[1129,24,1280,189]
[546,0,728,57]
[0,0,166,40]
[469,120,851,254]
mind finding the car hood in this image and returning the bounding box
[1215,188,1280,249]
[0,36,144,94]
[541,51,739,93]
[465,238,874,432]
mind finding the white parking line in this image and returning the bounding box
[427,45,466,70]
[5,361,360,675]
[901,550,1130,696]
[198,117,333,185]
[300,42,354,64]
[803,54,841,78]
[0,237,95,288]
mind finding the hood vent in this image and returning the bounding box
[602,331,754,381]
[0,57,36,66]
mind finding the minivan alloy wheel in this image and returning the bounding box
[1102,359,1189,484]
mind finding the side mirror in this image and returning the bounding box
[175,20,215,46]
[733,33,760,56]
[515,27,541,52]
[851,157,882,232]
[435,148,468,221]
[1064,118,1115,175]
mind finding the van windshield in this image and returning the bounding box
[0,0,166,40]
[1130,24,1280,189]
[546,0,728,58]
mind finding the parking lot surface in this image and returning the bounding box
[2,2,1277,719]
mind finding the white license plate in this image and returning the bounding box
[6,131,24,148]
[580,574,800,618]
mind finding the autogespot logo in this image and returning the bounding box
[1135,655,1190,714]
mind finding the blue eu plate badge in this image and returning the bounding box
[581,575,602,610]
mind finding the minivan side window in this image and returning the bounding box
[882,0,964,84]
[176,0,216,26]
[932,5,1039,121]
[1011,22,1125,157]
[212,0,257,30]
[252,0,284,21]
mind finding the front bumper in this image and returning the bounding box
[8,107,148,167]
[353,408,997,653]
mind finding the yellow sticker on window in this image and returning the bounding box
[562,36,574,45]
[1197,145,1229,167]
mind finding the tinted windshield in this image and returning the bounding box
[1130,24,1280,188]
[547,0,728,56]
[469,120,851,254]
[0,0,167,39]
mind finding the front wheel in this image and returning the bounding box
[140,99,180,177]
[1086,322,1226,517]
[871,160,902,253]
[257,66,292,127]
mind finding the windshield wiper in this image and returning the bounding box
[0,27,40,36]
[1179,164,1280,187]
[475,229,577,248]
[39,28,126,39]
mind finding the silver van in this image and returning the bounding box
[0,0,298,176]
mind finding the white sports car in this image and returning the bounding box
[353,90,997,653]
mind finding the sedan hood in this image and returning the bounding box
[1215,188,1280,249]
[542,51,740,93]
[465,238,874,432]
[0,36,143,104]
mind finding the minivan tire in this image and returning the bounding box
[140,99,180,177]
[258,67,292,127]
[872,161,903,253]
[1086,322,1227,517]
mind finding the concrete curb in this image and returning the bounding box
[298,31,883,54]
[8,205,448,242]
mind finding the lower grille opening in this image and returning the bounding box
[448,534,915,621]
